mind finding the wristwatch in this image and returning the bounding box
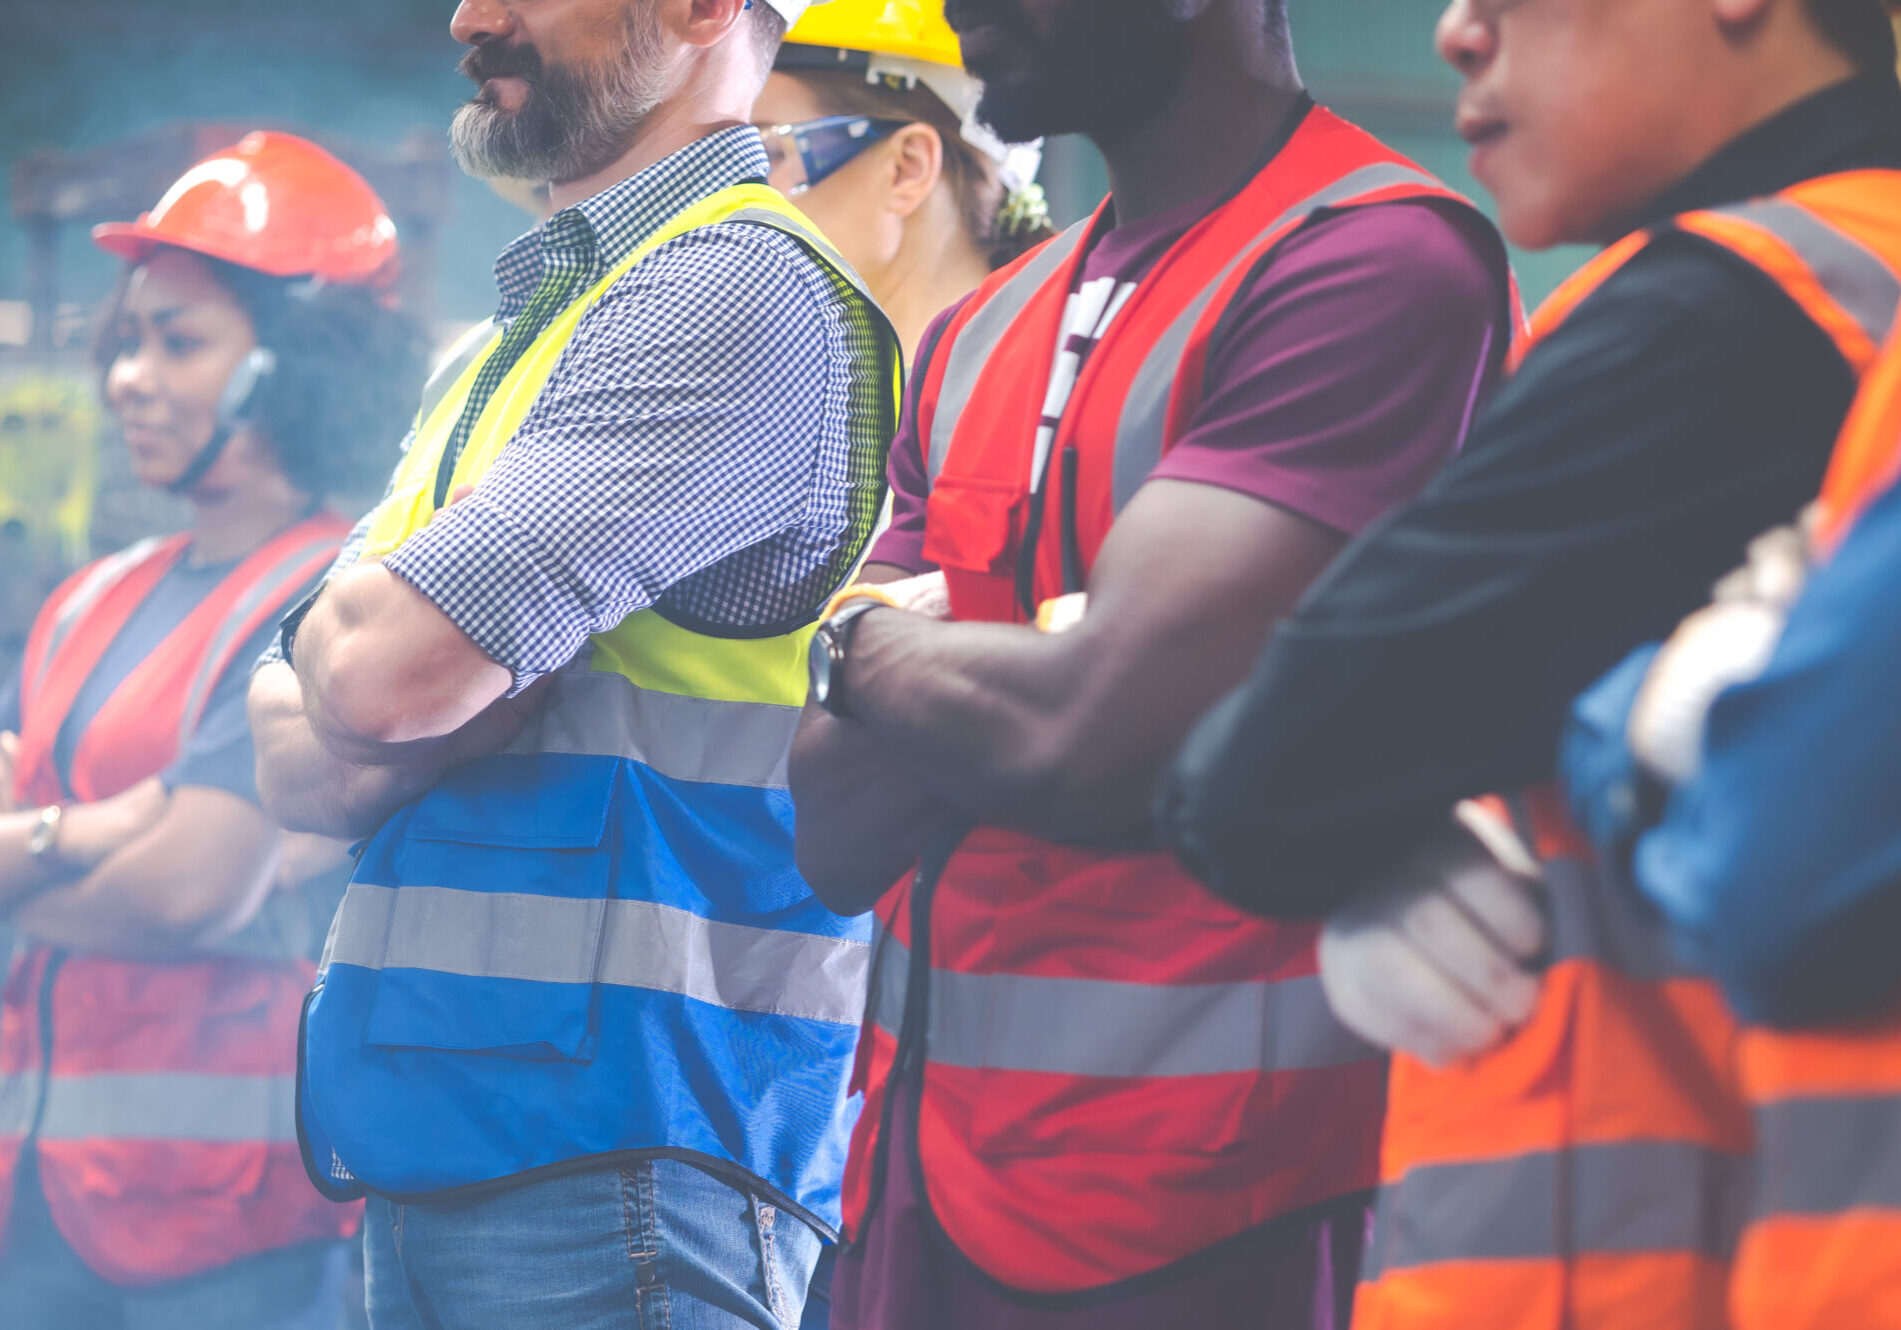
[277,587,323,670]
[808,599,886,718]
[26,804,63,864]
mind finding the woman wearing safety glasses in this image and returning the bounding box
[756,0,1052,363]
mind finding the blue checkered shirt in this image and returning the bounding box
[302,127,890,690]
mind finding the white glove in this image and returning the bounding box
[1318,816,1548,1067]
[1627,518,1813,784]
[882,571,951,621]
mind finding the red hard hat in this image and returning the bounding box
[93,131,399,288]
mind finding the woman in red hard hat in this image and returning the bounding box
[0,130,425,1327]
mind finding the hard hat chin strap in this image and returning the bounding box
[168,346,277,496]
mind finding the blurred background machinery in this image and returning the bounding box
[0,0,1572,683]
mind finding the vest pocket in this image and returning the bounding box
[921,473,1026,576]
[363,756,618,1063]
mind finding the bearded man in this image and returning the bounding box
[246,0,901,1325]
[783,0,1516,1326]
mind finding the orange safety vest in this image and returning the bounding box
[0,515,360,1286]
[1355,168,1901,1330]
[1724,323,1901,1330]
[840,103,1515,1296]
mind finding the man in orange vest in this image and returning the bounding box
[787,1,1516,1326]
[1157,0,1901,1327]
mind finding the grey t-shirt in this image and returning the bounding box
[0,556,317,803]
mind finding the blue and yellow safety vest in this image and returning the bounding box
[297,182,901,1233]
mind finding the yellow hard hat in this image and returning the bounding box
[785,0,961,69]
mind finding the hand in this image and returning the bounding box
[442,672,556,765]
[1318,819,1547,1067]
[1632,518,1814,784]
[274,832,355,891]
[0,732,18,815]
[883,571,951,620]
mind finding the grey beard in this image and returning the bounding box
[450,20,671,185]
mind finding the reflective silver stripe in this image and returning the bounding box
[1113,163,1442,510]
[1698,198,1901,353]
[36,1072,298,1143]
[1367,1139,1751,1275]
[504,667,800,789]
[29,537,164,698]
[1753,1093,1901,1218]
[926,222,1091,486]
[178,531,342,735]
[0,1069,43,1136]
[870,932,1377,1076]
[327,883,870,1027]
[1541,853,1700,981]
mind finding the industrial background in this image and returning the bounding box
[0,0,1586,677]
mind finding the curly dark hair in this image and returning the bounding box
[95,251,429,500]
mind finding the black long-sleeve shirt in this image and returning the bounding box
[1158,75,1901,917]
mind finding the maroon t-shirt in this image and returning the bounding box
[869,194,1506,573]
[840,196,1510,1330]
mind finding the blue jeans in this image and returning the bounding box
[364,1159,822,1330]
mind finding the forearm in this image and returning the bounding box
[0,807,88,913]
[843,609,1125,839]
[295,563,511,752]
[251,662,448,839]
[12,789,277,956]
[790,707,956,915]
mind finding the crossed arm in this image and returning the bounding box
[789,479,1348,915]
[249,562,523,840]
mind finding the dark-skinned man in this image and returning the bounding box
[247,0,903,1325]
[787,0,1515,1325]
[1158,0,1901,1326]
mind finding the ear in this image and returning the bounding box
[883,123,945,219]
[1710,0,1773,30]
[675,0,751,50]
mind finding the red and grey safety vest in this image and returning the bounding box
[1356,168,1901,1330]
[839,102,1514,1296]
[1,514,358,1286]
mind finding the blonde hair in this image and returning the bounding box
[789,68,1055,269]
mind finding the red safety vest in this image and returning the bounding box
[841,103,1514,1296]
[0,513,358,1286]
[1355,168,1901,1330]
[1725,321,1901,1330]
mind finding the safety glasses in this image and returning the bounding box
[757,115,907,196]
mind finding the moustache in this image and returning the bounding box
[459,40,546,90]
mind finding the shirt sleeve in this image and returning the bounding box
[383,224,852,685]
[865,300,969,574]
[1625,475,1901,1026]
[1147,201,1507,535]
[1158,236,1858,916]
